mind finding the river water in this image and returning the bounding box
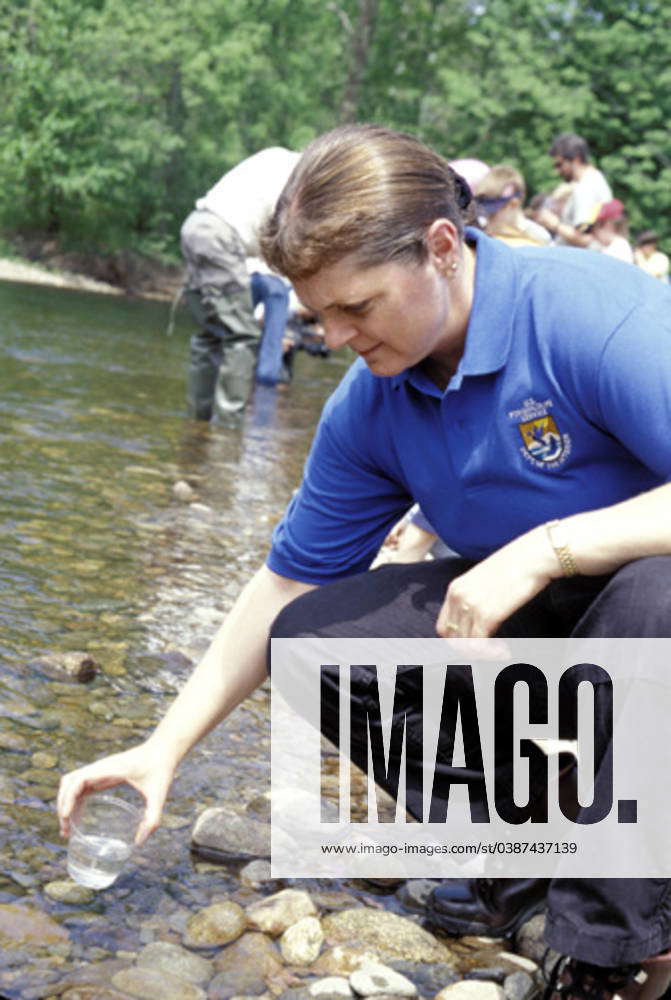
[0,279,353,994]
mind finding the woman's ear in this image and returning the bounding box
[426,218,460,270]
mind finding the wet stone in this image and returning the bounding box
[22,768,61,786]
[280,915,324,966]
[136,940,213,984]
[0,903,72,954]
[44,880,96,905]
[60,988,130,999]
[305,978,352,998]
[246,889,318,937]
[191,807,270,860]
[437,983,506,1000]
[321,908,450,964]
[388,962,459,995]
[349,961,417,996]
[239,859,274,888]
[183,901,247,948]
[503,971,537,1000]
[514,914,550,964]
[309,890,361,913]
[396,879,439,912]
[0,775,16,803]
[112,966,207,1000]
[313,946,387,978]
[0,730,29,752]
[31,751,58,768]
[28,651,98,683]
[208,968,269,1000]
[212,931,283,982]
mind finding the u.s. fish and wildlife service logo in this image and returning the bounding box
[508,398,572,470]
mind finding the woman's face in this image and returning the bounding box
[293,223,474,379]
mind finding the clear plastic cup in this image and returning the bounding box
[67,793,141,889]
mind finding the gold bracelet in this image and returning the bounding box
[545,519,580,577]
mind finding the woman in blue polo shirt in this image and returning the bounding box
[59,125,671,1000]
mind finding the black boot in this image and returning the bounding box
[426,876,550,937]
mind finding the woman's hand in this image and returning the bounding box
[436,525,557,638]
[57,741,176,846]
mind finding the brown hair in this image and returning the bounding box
[260,123,473,281]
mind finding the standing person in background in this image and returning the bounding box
[537,132,612,248]
[634,230,670,283]
[180,147,300,421]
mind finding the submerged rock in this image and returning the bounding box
[172,479,196,502]
[183,901,247,948]
[0,903,72,955]
[246,889,318,937]
[280,915,324,965]
[28,650,98,683]
[191,807,270,860]
[44,880,96,905]
[112,966,206,1000]
[136,940,213,984]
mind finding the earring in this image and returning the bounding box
[446,260,458,277]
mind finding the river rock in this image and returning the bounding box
[44,880,96,905]
[31,751,58,768]
[183,901,247,948]
[313,947,391,977]
[437,984,505,1000]
[349,961,417,996]
[191,807,270,859]
[387,962,459,994]
[396,879,438,912]
[451,941,537,979]
[514,914,549,963]
[280,915,324,965]
[0,775,15,803]
[240,859,274,888]
[28,651,98,683]
[136,940,213,984]
[321,909,450,964]
[61,989,130,1000]
[0,730,29,752]
[0,903,71,954]
[308,977,353,998]
[208,969,269,1000]
[503,971,536,1000]
[213,931,283,979]
[247,889,317,936]
[112,966,206,999]
[173,480,196,502]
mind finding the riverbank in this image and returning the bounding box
[0,256,126,297]
[0,246,183,301]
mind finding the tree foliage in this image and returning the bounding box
[0,0,668,255]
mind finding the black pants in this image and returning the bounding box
[270,555,671,966]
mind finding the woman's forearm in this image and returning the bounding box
[559,482,671,576]
[145,564,315,767]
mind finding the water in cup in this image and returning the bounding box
[67,830,133,889]
[66,792,140,889]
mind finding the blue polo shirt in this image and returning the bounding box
[268,229,671,584]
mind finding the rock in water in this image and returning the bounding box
[28,651,98,683]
